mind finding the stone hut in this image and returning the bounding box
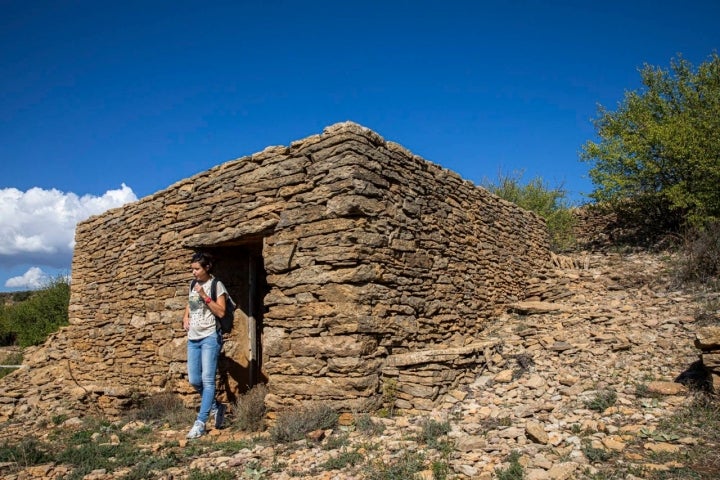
[0,122,550,420]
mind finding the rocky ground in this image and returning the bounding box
[2,250,719,479]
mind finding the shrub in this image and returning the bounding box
[322,431,350,450]
[269,404,338,443]
[0,307,16,346]
[694,296,720,326]
[380,378,399,417]
[674,222,720,286]
[418,418,452,450]
[355,412,386,435]
[581,53,720,231]
[128,391,194,427]
[234,383,268,432]
[483,170,577,251]
[4,277,70,347]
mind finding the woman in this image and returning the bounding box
[182,251,227,439]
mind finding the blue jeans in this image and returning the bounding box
[187,330,221,423]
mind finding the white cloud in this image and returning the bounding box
[5,267,50,289]
[0,184,138,269]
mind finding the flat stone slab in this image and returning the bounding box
[509,301,572,314]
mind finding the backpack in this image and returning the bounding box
[191,278,236,334]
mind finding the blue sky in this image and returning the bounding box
[1,0,719,290]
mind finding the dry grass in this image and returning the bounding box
[232,383,268,432]
[126,391,195,427]
[269,403,338,443]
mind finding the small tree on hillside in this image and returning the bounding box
[581,53,720,232]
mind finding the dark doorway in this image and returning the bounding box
[203,242,268,404]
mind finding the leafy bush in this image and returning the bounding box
[2,277,70,347]
[484,170,577,251]
[233,383,268,432]
[269,403,338,443]
[581,53,720,231]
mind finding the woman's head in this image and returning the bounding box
[191,251,214,280]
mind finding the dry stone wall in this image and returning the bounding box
[0,122,551,421]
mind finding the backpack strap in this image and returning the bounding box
[210,278,222,333]
[210,278,218,302]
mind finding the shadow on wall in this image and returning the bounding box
[217,352,268,405]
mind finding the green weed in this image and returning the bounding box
[321,448,364,470]
[188,469,235,480]
[584,389,617,412]
[418,418,452,451]
[363,450,425,480]
[495,450,524,480]
[355,412,386,435]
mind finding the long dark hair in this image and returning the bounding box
[191,251,214,273]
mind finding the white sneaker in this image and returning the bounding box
[186,420,205,439]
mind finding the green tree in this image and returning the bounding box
[4,277,70,347]
[581,53,720,230]
[484,170,576,251]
